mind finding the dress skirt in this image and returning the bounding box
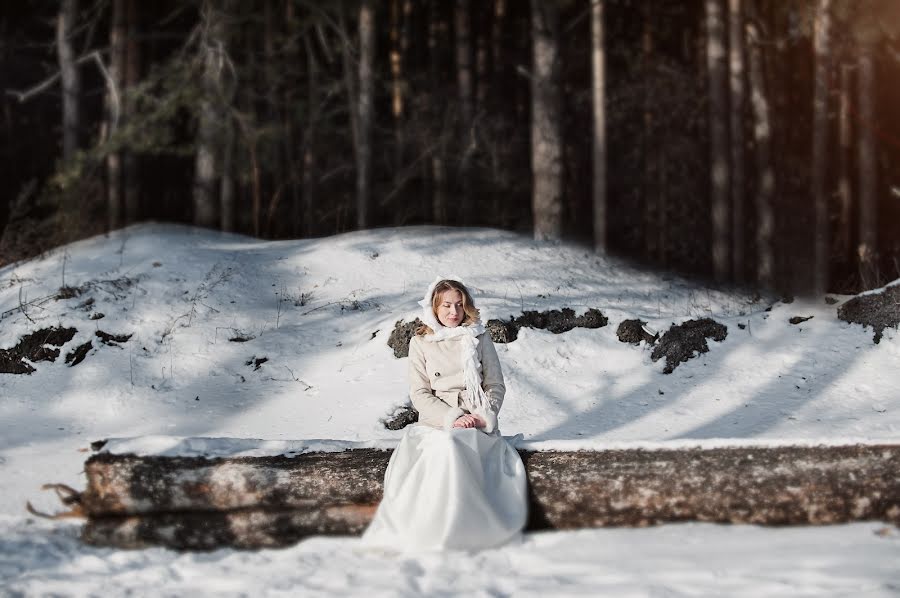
[362,424,528,552]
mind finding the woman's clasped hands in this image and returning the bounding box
[452,413,485,429]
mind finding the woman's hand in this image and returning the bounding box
[452,414,485,429]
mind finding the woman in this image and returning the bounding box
[362,277,528,552]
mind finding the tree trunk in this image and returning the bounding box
[79,444,900,550]
[706,0,730,282]
[357,0,375,230]
[123,0,140,225]
[492,0,506,79]
[857,40,877,289]
[747,17,774,289]
[728,0,746,283]
[107,0,126,232]
[591,0,607,252]
[302,35,318,237]
[835,63,851,260]
[642,4,657,261]
[193,0,226,229]
[390,0,405,172]
[56,0,80,163]
[811,0,832,296]
[455,0,474,224]
[530,0,563,241]
[429,0,448,225]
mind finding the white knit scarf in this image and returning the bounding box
[417,276,489,414]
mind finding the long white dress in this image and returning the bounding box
[362,424,528,552]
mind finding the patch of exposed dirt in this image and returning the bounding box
[66,341,93,366]
[489,308,609,344]
[387,319,423,358]
[96,331,133,346]
[650,318,727,374]
[0,327,77,374]
[382,403,419,430]
[838,284,900,344]
[789,315,813,325]
[616,319,658,345]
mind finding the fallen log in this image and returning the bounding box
[81,444,900,550]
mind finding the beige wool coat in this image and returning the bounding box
[408,330,506,433]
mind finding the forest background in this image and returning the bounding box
[2,0,899,297]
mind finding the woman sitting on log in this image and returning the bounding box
[362,277,528,551]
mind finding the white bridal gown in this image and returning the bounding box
[362,424,528,552]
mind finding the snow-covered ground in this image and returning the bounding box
[1,224,898,596]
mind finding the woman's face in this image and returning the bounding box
[436,289,465,328]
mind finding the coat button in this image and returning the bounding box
[434,372,441,377]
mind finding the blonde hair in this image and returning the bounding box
[417,279,480,335]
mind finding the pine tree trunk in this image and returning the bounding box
[390,0,405,172]
[357,0,375,230]
[728,0,746,283]
[642,5,657,261]
[492,0,506,78]
[836,63,852,260]
[857,40,877,288]
[123,0,140,225]
[747,17,774,289]
[193,0,226,229]
[302,35,318,237]
[56,0,80,163]
[706,0,731,282]
[455,0,473,224]
[429,0,448,225]
[107,0,126,232]
[530,0,563,241]
[811,0,832,296]
[591,0,607,252]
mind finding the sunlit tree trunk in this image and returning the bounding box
[706,0,730,282]
[123,0,140,225]
[56,0,80,162]
[455,0,473,224]
[811,0,831,296]
[747,17,774,289]
[591,0,607,252]
[835,63,852,260]
[857,39,877,288]
[357,0,375,230]
[193,0,226,229]
[107,0,126,231]
[530,0,563,241]
[728,0,746,283]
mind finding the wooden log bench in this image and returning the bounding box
[78,444,900,550]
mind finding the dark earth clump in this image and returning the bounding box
[616,319,658,345]
[789,316,814,325]
[386,318,423,358]
[837,284,900,344]
[0,326,77,374]
[650,318,727,374]
[488,308,609,344]
[66,341,93,366]
[246,356,268,370]
[96,330,133,346]
[383,403,419,430]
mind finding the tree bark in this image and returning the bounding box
[706,0,731,282]
[302,35,319,237]
[56,0,80,163]
[811,0,832,296]
[835,63,852,260]
[591,0,607,252]
[455,0,474,224]
[356,0,375,230]
[79,444,900,550]
[857,40,877,288]
[728,0,746,283]
[747,17,774,289]
[642,4,657,261]
[107,0,126,232]
[530,0,563,241]
[193,0,227,230]
[123,0,140,225]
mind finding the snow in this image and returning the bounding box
[1,223,898,596]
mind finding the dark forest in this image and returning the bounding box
[2,0,899,295]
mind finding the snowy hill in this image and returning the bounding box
[1,224,898,596]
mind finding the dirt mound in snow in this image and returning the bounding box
[0,327,77,374]
[838,284,900,344]
[616,319,658,345]
[651,318,727,374]
[386,319,424,358]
